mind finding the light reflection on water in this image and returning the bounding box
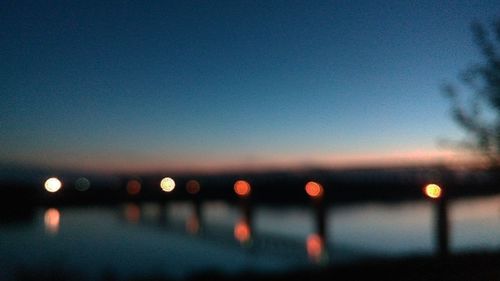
[124,203,141,224]
[43,208,60,235]
[186,213,200,235]
[0,195,498,280]
[306,234,328,264]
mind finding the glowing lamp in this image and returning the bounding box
[424,183,442,199]
[75,177,90,191]
[234,180,251,197]
[305,181,323,198]
[186,180,200,194]
[44,177,62,193]
[126,180,141,195]
[160,177,176,192]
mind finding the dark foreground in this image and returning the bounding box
[14,251,500,281]
[193,252,500,281]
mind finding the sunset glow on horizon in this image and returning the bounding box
[2,1,496,175]
[8,147,480,175]
[2,2,500,280]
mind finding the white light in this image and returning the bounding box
[160,177,176,192]
[44,177,62,193]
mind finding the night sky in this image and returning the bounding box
[1,1,499,173]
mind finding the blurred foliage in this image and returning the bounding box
[443,19,500,167]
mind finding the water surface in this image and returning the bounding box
[0,195,498,280]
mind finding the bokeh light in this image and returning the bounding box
[186,180,201,194]
[186,214,200,234]
[160,177,176,192]
[125,203,141,223]
[126,180,141,195]
[424,183,442,199]
[44,208,60,235]
[306,234,325,263]
[44,177,62,193]
[305,181,323,198]
[234,219,251,244]
[234,180,251,197]
[75,177,91,191]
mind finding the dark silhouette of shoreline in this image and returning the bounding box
[1,164,498,209]
[2,164,499,281]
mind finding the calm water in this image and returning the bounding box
[0,195,499,280]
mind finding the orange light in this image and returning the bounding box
[305,181,323,198]
[126,180,141,195]
[306,234,324,262]
[424,183,442,199]
[234,180,251,197]
[186,180,201,194]
[186,214,200,234]
[160,177,176,192]
[234,219,251,243]
[44,208,60,235]
[125,203,141,223]
[44,177,62,193]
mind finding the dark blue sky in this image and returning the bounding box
[1,1,499,172]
